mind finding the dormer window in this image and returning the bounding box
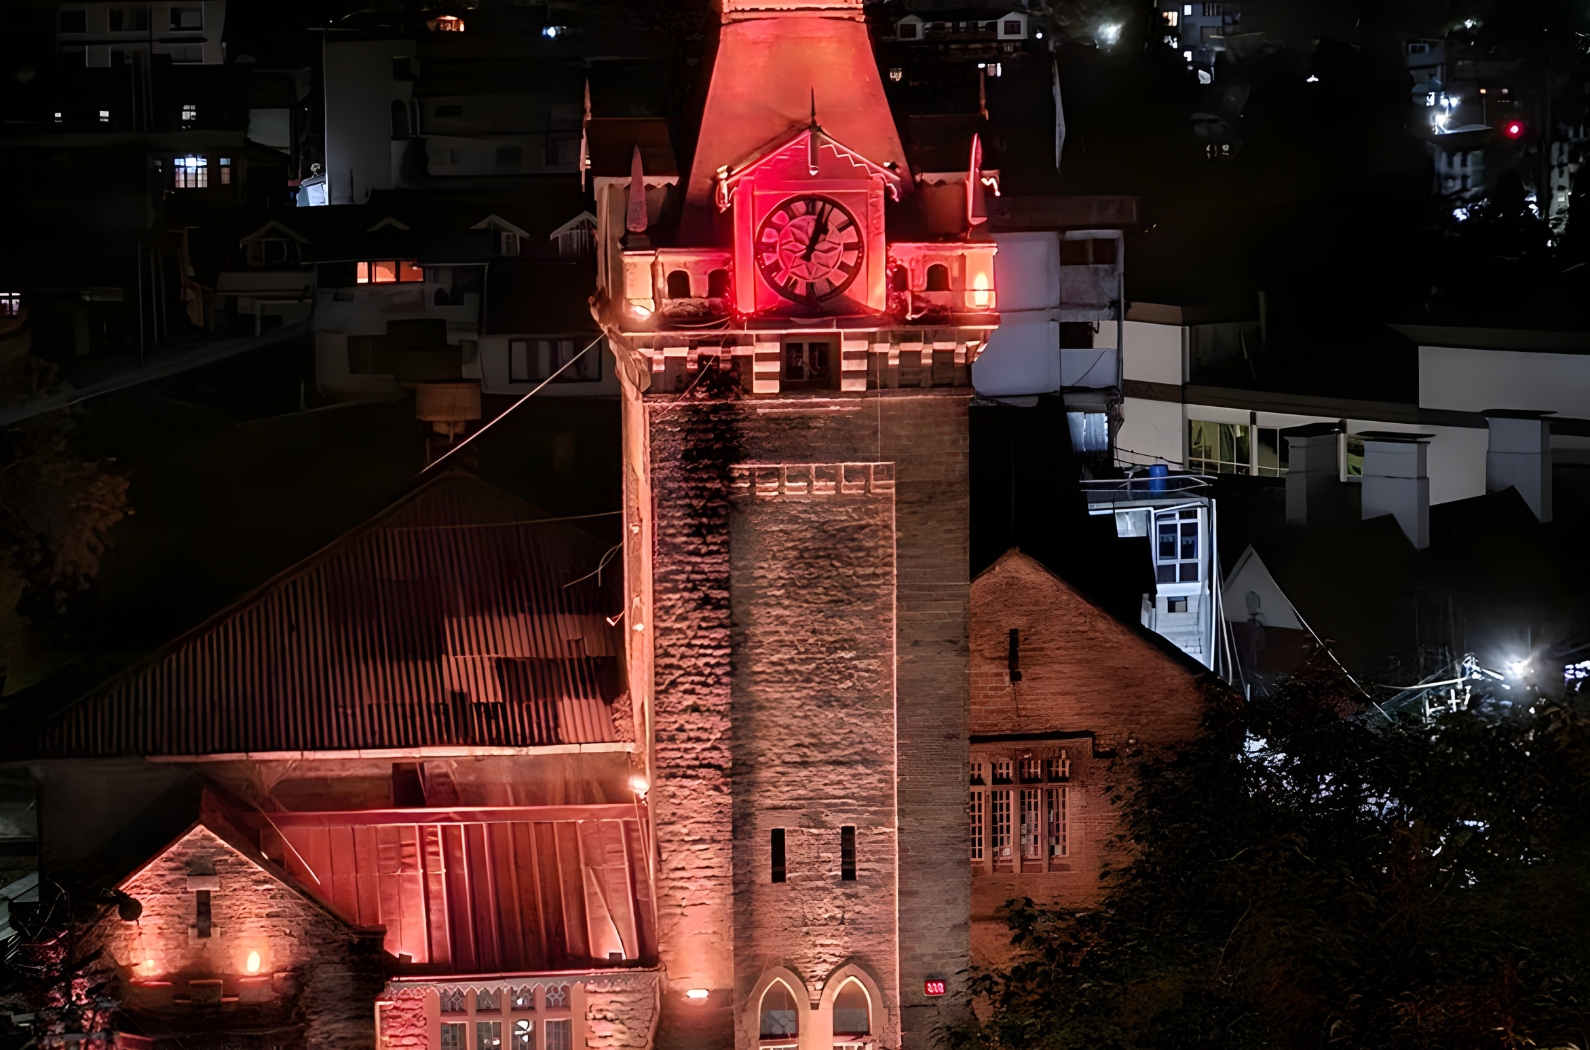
[498,232,521,256]
[246,240,295,267]
[898,22,918,38]
[0,293,20,318]
[356,261,425,284]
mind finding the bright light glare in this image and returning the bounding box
[1506,659,1533,679]
[246,951,261,974]
[685,989,710,1001]
[1097,22,1121,46]
[629,774,650,796]
[1307,74,1319,83]
[971,270,992,308]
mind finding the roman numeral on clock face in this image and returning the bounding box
[754,195,865,306]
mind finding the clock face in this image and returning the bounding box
[754,195,864,306]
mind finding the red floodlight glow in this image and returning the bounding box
[1504,120,1524,139]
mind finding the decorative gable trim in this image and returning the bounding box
[240,219,310,245]
[470,213,531,237]
[366,216,411,232]
[717,126,903,211]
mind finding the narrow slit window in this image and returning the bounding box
[840,826,856,881]
[1047,786,1068,857]
[991,790,1012,857]
[969,788,984,861]
[195,889,212,938]
[771,828,786,883]
[1007,627,1021,682]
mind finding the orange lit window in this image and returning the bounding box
[218,157,231,185]
[356,262,370,284]
[399,260,425,282]
[372,261,399,284]
[358,261,422,284]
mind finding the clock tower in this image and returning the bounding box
[591,2,998,1048]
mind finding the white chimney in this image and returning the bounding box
[1360,432,1433,549]
[1283,422,1341,526]
[1484,411,1552,522]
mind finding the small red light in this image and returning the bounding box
[1505,121,1524,139]
[924,979,946,997]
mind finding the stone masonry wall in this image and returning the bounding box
[98,824,385,1050]
[967,551,1210,968]
[646,388,971,1050]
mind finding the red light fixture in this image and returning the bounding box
[1504,120,1524,139]
[924,979,946,997]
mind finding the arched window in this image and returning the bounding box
[667,270,693,299]
[390,100,410,140]
[832,980,870,1036]
[707,268,730,297]
[890,266,908,293]
[760,983,799,1039]
[925,264,950,292]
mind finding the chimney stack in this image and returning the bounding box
[1484,410,1552,522]
[1360,432,1433,549]
[1283,422,1341,526]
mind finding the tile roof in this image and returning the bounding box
[20,474,627,758]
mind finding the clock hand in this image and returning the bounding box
[803,203,829,261]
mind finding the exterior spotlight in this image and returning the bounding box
[685,989,709,1001]
[246,951,261,974]
[1504,120,1524,139]
[629,775,650,796]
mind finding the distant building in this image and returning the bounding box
[968,550,1209,964]
[1155,1,1242,77]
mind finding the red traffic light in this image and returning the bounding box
[1504,120,1524,139]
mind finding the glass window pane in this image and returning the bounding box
[399,260,424,282]
[356,262,370,284]
[476,1021,501,1050]
[1233,423,1250,466]
[1156,563,1176,583]
[1179,522,1197,560]
[1157,523,1177,559]
[1179,562,1200,583]
[372,261,398,283]
[1256,427,1280,470]
[545,1020,571,1050]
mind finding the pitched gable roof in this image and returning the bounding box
[17,474,627,759]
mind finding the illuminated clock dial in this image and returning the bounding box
[754,195,864,307]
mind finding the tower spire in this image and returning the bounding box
[808,89,821,175]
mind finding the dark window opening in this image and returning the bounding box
[1060,238,1119,265]
[890,266,909,293]
[760,984,798,1038]
[392,762,426,806]
[1007,627,1022,682]
[1167,596,1188,613]
[1058,322,1096,349]
[840,825,856,881]
[707,268,730,297]
[496,146,523,167]
[195,889,211,938]
[1003,18,1022,34]
[898,22,918,39]
[435,104,463,117]
[60,10,86,32]
[666,270,692,299]
[771,828,786,883]
[925,264,950,291]
[170,6,202,29]
[109,8,124,30]
[390,101,409,140]
[784,341,831,384]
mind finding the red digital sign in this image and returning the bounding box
[923,979,946,997]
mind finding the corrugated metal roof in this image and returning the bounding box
[266,805,656,973]
[23,474,627,757]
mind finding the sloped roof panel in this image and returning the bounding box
[22,475,626,757]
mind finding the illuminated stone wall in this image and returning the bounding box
[94,824,385,1050]
[645,389,971,1050]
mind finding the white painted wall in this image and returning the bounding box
[1114,319,1184,386]
[972,232,1062,397]
[1116,396,1184,467]
[324,39,416,205]
[1222,546,1302,629]
[1420,345,1590,415]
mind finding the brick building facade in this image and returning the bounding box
[968,550,1210,966]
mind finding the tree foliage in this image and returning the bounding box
[946,676,1590,1050]
[0,353,129,611]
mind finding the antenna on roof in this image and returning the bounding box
[808,88,821,175]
